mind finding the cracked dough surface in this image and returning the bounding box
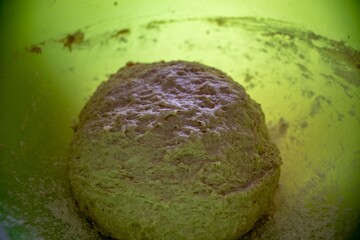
[69,61,281,240]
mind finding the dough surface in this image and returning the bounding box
[69,61,281,240]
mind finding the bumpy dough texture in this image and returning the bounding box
[69,61,281,240]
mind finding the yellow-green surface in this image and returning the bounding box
[0,0,359,239]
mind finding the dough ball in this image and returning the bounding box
[69,61,281,240]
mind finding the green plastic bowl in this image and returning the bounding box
[0,1,359,239]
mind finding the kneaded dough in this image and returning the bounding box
[69,61,281,240]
